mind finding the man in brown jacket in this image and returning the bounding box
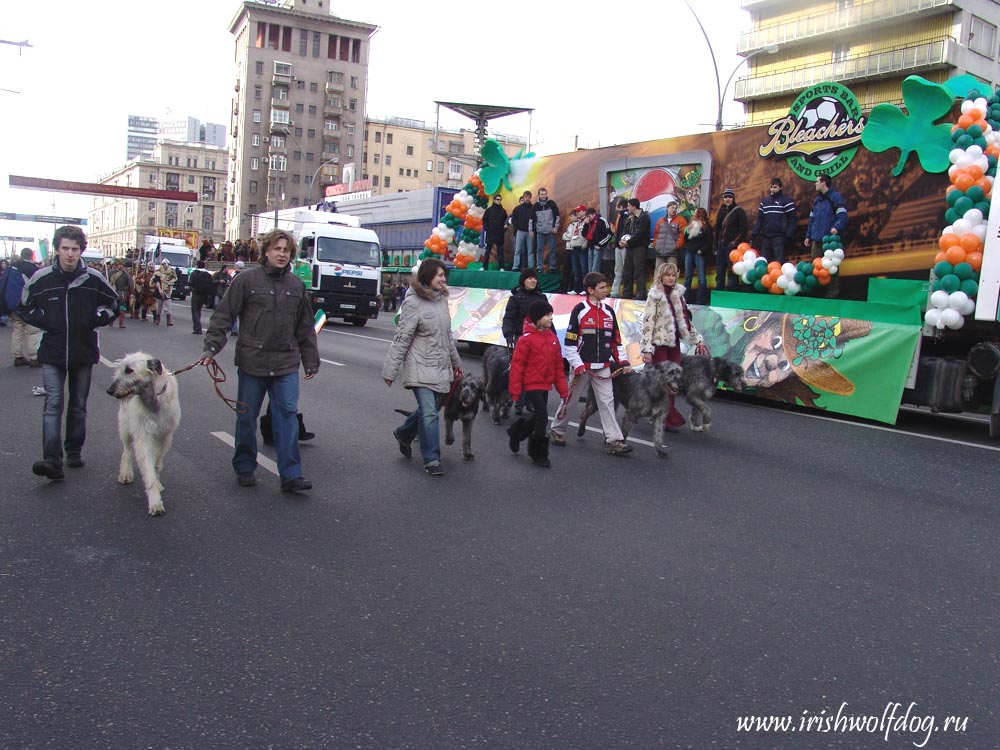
[200,229,320,492]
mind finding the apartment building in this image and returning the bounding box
[227,0,376,240]
[363,117,528,197]
[88,142,228,255]
[127,115,227,161]
[735,0,1000,126]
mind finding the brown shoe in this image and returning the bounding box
[13,357,29,367]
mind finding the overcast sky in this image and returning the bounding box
[0,0,749,249]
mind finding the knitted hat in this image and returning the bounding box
[528,299,553,323]
[722,188,736,199]
[518,267,538,286]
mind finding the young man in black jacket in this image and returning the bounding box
[617,198,651,299]
[482,194,509,270]
[715,188,749,291]
[751,178,796,263]
[21,226,119,480]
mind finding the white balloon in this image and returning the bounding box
[743,250,757,263]
[438,222,448,232]
[976,157,990,172]
[787,280,801,294]
[829,263,839,275]
[949,148,965,164]
[953,219,972,235]
[733,261,746,276]
[930,290,950,309]
[941,307,964,329]
[961,298,977,316]
[961,100,974,115]
[781,262,796,276]
[957,154,973,169]
[823,249,833,259]
[821,258,832,269]
[975,97,989,112]
[948,291,970,309]
[973,224,988,241]
[741,273,752,285]
[963,208,985,225]
[948,165,959,179]
[776,275,790,289]
[833,248,845,260]
[924,308,942,327]
[966,144,984,158]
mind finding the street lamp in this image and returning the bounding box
[682,0,777,131]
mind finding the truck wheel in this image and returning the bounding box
[350,317,367,327]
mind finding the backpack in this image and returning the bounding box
[191,269,215,295]
[0,266,25,315]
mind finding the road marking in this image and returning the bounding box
[211,431,279,476]
[745,402,1000,453]
[322,329,391,344]
[321,358,345,366]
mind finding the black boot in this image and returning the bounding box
[260,413,274,446]
[506,418,532,453]
[527,436,551,468]
[297,413,315,441]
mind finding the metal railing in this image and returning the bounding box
[735,37,953,100]
[739,0,953,54]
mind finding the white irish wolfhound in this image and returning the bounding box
[106,352,181,516]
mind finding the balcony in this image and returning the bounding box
[735,36,955,101]
[323,101,342,117]
[271,96,290,110]
[269,118,292,132]
[739,0,953,54]
[321,152,340,163]
[325,80,345,94]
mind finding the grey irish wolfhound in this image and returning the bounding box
[106,352,181,516]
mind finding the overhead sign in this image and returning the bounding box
[8,175,198,202]
[0,235,35,242]
[0,212,87,225]
[325,178,372,197]
[758,82,866,181]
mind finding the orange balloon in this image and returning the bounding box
[987,143,1000,157]
[974,119,989,131]
[960,234,982,253]
[737,242,751,252]
[968,108,983,121]
[944,245,967,265]
[938,233,959,251]
[769,281,784,294]
[767,261,781,273]
[729,249,742,263]
[957,114,974,129]
[954,173,975,192]
[813,257,825,269]
[967,164,985,180]
[761,274,774,288]
[966,251,984,271]
[975,177,992,194]
[934,250,947,263]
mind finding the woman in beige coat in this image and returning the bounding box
[382,258,462,476]
[641,261,707,431]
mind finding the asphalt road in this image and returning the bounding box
[1,307,997,750]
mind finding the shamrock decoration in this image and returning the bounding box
[943,74,993,101]
[790,316,844,366]
[860,75,954,176]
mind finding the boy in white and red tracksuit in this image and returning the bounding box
[507,299,568,468]
[548,271,633,455]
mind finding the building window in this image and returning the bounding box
[449,161,462,178]
[373,154,380,164]
[270,155,287,171]
[386,133,393,145]
[148,201,156,210]
[249,180,258,194]
[384,176,390,188]
[348,98,357,112]
[350,75,359,89]
[385,155,391,166]
[295,103,304,113]
[437,161,444,173]
[255,61,264,75]
[272,109,290,124]
[202,206,215,232]
[296,79,305,90]
[970,16,997,58]
[374,131,381,143]
[248,204,257,216]
[251,132,260,147]
[833,42,850,63]
[188,175,196,184]
[346,123,355,136]
[313,31,321,57]
[253,109,262,123]
[254,85,262,99]
[292,174,301,183]
[294,127,303,137]
[426,160,433,171]
[299,29,308,56]
[250,157,259,170]
[328,71,344,84]
[308,105,317,115]
[293,150,302,161]
[346,145,354,158]
[185,219,194,230]
[399,168,404,176]
[306,152,315,162]
[310,82,318,92]
[271,134,285,147]
[276,87,288,100]
[307,128,316,138]
[372,175,379,187]
[364,129,368,141]
[325,119,338,132]
[275,62,292,77]
[406,145,414,156]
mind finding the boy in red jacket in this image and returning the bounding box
[507,299,569,468]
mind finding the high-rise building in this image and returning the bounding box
[226,0,376,240]
[362,117,527,197]
[735,0,1000,126]
[89,142,228,255]
[127,115,228,160]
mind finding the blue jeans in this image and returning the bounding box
[570,247,588,292]
[588,247,602,273]
[396,386,442,466]
[234,369,302,483]
[513,231,533,270]
[684,251,708,304]
[536,232,555,270]
[41,364,93,465]
[759,235,787,264]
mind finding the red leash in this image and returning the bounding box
[170,360,248,413]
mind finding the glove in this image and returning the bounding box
[573,365,586,376]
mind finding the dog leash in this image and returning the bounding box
[170,360,248,414]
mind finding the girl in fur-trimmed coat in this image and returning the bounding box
[640,261,708,430]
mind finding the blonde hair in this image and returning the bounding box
[655,261,679,282]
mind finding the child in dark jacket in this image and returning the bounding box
[507,299,569,467]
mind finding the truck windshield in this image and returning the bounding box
[160,251,191,268]
[316,237,380,266]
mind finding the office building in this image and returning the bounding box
[226,0,377,240]
[736,0,1000,126]
[127,115,227,161]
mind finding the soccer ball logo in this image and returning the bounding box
[799,95,846,166]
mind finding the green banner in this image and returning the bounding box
[444,288,922,425]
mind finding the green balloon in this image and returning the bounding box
[946,189,963,206]
[940,274,961,292]
[960,279,979,296]
[934,260,954,277]
[951,128,967,143]
[804,274,819,289]
[955,196,975,214]
[974,137,988,149]
[945,207,960,224]
[966,185,985,202]
[794,272,806,284]
[931,279,943,292]
[956,134,974,149]
[753,280,765,292]
[975,201,991,217]
[968,124,984,138]
[953,262,974,280]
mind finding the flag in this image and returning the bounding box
[154,241,161,261]
[313,309,327,335]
